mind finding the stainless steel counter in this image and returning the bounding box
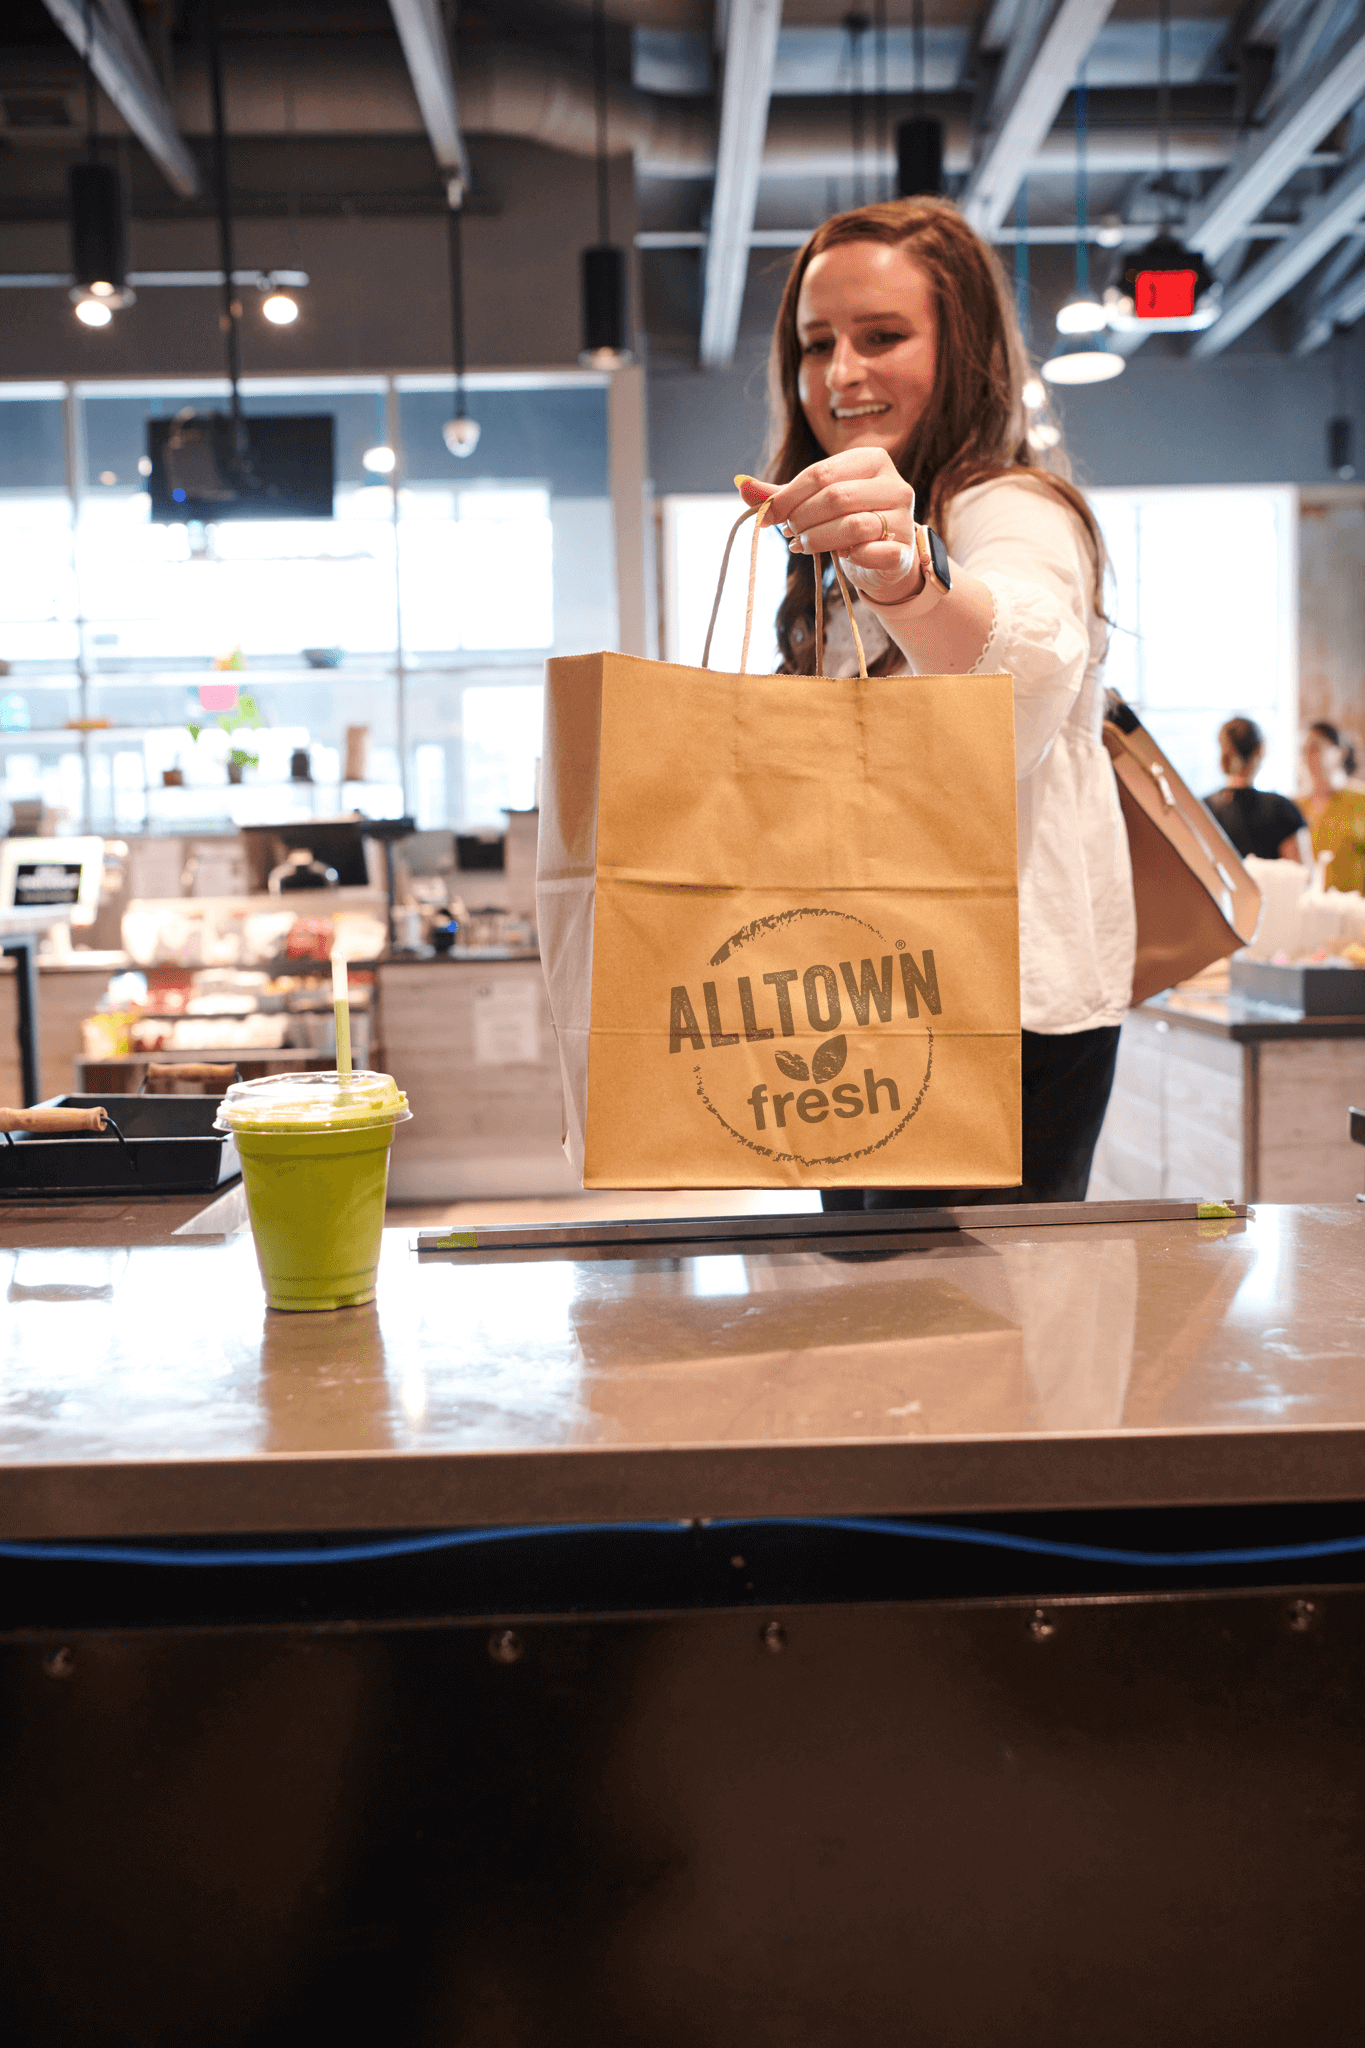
[4,1202,1364,1539]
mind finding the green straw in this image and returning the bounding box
[332,950,353,1079]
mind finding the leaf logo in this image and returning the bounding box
[774,1049,809,1081]
[812,1034,847,1083]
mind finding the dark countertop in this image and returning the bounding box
[1,1183,244,1248]
[3,1202,1365,1540]
[1143,988,1365,1041]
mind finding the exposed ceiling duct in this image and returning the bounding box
[143,42,1273,184]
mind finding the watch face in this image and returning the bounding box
[926,527,951,591]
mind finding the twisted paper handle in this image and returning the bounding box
[700,497,867,679]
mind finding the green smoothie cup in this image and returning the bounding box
[215,1070,411,1312]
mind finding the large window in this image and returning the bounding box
[1091,486,1298,801]
[0,375,616,835]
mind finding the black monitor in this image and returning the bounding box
[146,413,334,522]
[241,819,372,893]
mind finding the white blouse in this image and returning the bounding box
[822,472,1136,1035]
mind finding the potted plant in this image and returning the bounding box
[187,692,268,787]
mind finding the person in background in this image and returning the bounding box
[1302,721,1365,893]
[736,195,1135,1208]
[1205,716,1309,865]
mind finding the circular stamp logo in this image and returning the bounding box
[667,906,937,1167]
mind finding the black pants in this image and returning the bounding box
[820,1024,1122,1213]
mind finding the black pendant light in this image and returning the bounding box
[1105,0,1220,333]
[896,0,942,198]
[68,0,134,325]
[580,0,632,369]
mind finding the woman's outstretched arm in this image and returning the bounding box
[737,455,1093,779]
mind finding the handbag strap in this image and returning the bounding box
[700,500,868,680]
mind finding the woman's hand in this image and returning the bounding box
[736,452,922,607]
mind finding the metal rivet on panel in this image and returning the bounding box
[488,1629,524,1665]
[1288,1599,1317,1633]
[1028,1610,1056,1642]
[762,1621,786,1654]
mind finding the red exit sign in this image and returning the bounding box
[1135,268,1198,318]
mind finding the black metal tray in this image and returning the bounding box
[0,1095,241,1198]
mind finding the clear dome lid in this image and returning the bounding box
[214,1069,410,1133]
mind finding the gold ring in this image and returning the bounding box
[877,512,890,542]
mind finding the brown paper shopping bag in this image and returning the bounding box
[537,505,1021,1190]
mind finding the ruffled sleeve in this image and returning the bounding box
[944,477,1098,781]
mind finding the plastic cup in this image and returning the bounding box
[215,1070,411,1312]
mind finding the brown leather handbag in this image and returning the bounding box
[1102,691,1262,1004]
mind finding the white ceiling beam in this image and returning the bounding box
[1191,146,1365,353]
[700,0,783,370]
[1184,14,1365,260]
[1257,0,1348,114]
[959,0,1119,234]
[387,0,472,185]
[40,0,200,196]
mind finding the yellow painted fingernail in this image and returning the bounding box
[734,473,755,489]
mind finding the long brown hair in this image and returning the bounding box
[766,196,1108,673]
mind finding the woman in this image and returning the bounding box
[1302,721,1365,893]
[735,197,1134,1207]
[1205,716,1309,864]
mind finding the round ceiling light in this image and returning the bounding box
[1041,334,1125,385]
[362,444,397,475]
[1055,291,1109,336]
[261,290,299,326]
[74,295,114,328]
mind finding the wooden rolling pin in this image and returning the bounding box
[0,1105,108,1134]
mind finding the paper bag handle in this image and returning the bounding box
[700,501,868,680]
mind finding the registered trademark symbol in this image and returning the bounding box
[895,939,906,949]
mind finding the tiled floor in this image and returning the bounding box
[388,1187,824,1230]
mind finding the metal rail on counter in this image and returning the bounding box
[415,1196,1248,1262]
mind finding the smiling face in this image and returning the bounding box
[795,239,940,467]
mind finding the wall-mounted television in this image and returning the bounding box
[146,412,335,522]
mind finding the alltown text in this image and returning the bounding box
[668,949,941,1055]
